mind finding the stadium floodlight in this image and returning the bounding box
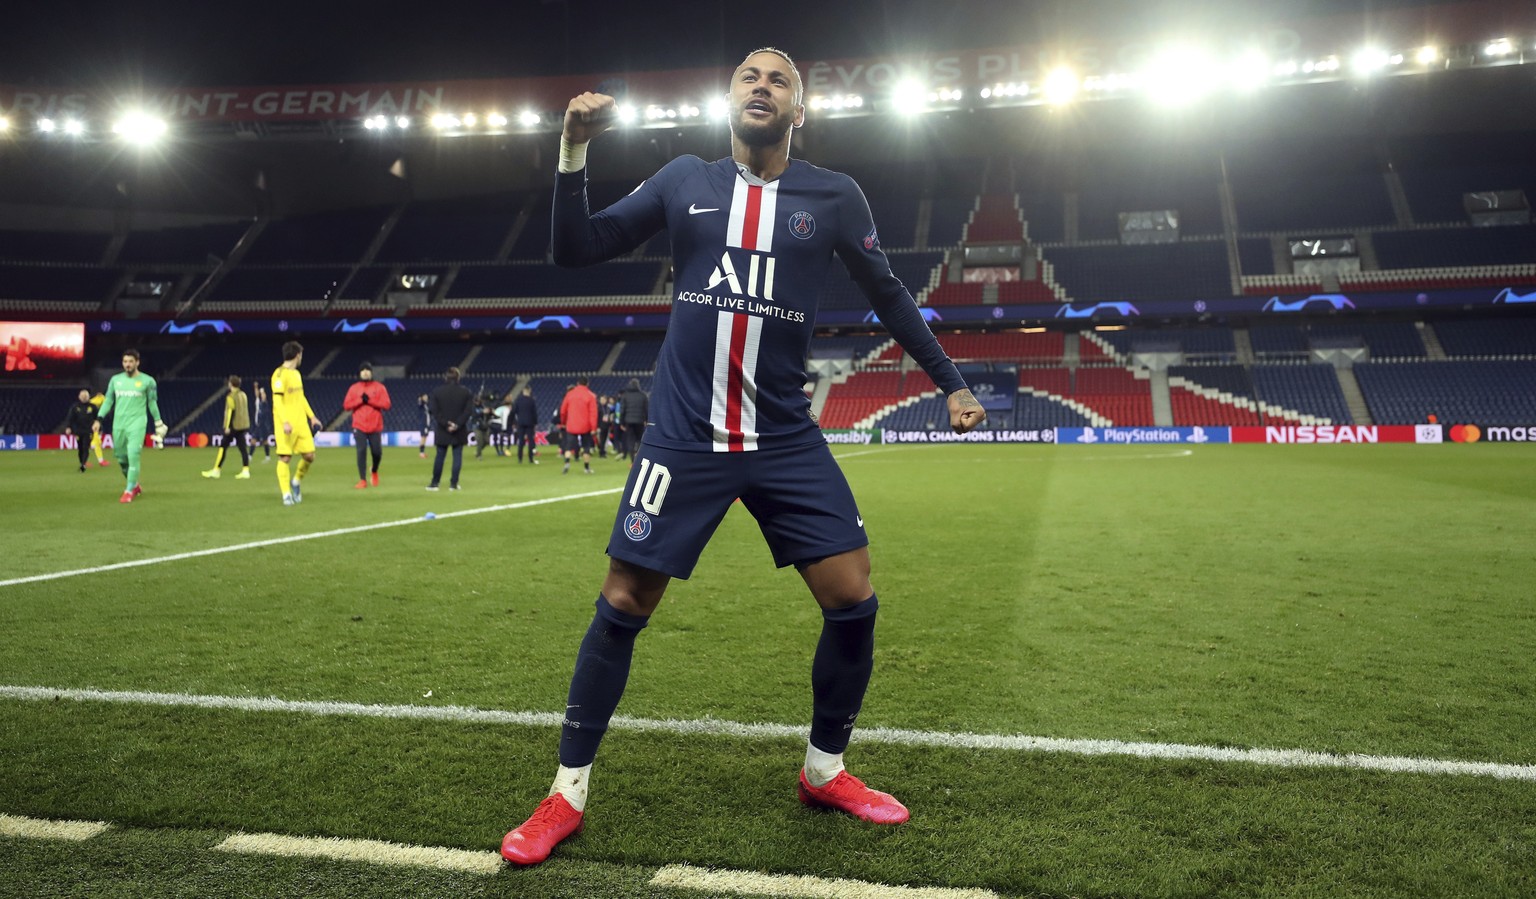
[487,113,510,127]
[615,104,637,124]
[707,97,729,120]
[1351,47,1392,75]
[513,112,536,127]
[430,113,460,129]
[1042,68,1080,106]
[979,87,992,99]
[0,116,9,132]
[394,116,411,129]
[1140,46,1216,106]
[112,112,168,145]
[37,118,56,133]
[890,79,929,116]
[1229,51,1271,91]
[1416,46,1440,65]
[63,119,85,136]
[461,113,477,127]
[1485,38,1514,57]
[1274,59,1299,77]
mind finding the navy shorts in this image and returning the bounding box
[563,432,596,453]
[606,440,867,580]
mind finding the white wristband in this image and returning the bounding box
[558,136,589,174]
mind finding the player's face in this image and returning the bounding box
[121,354,138,375]
[729,52,804,147]
[79,390,89,402]
[360,369,373,381]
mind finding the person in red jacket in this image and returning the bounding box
[343,362,393,488]
[558,377,599,475]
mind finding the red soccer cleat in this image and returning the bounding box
[118,491,133,504]
[354,479,368,489]
[131,485,142,498]
[370,472,379,487]
[500,794,584,866]
[98,459,109,467]
[797,770,910,824]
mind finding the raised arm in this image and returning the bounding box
[550,92,669,267]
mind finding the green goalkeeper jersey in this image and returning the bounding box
[100,371,162,432]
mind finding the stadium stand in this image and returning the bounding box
[119,221,251,265]
[241,208,390,264]
[1432,318,1536,358]
[1355,360,1536,425]
[376,194,523,263]
[471,340,614,374]
[1251,364,1352,423]
[0,385,83,434]
[0,229,111,264]
[1039,240,1232,303]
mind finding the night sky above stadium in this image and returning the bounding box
[1,0,1456,88]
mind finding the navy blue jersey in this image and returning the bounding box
[553,155,966,453]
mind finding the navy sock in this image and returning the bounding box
[809,594,878,754]
[558,595,650,767]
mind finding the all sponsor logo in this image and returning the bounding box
[1231,425,1425,444]
[1058,426,1230,445]
[624,510,653,541]
[880,428,1056,444]
[823,430,875,445]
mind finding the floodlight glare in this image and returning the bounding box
[707,98,729,119]
[430,113,459,129]
[891,79,929,116]
[63,119,85,135]
[37,118,57,133]
[487,113,510,127]
[1485,38,1513,57]
[514,112,536,127]
[1229,51,1272,91]
[1416,46,1440,64]
[615,104,637,124]
[0,117,9,131]
[1351,47,1391,74]
[394,116,410,129]
[112,112,168,145]
[1141,46,1217,105]
[461,113,477,127]
[1042,68,1079,106]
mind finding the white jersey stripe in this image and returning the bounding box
[755,181,779,253]
[711,311,736,451]
[726,178,751,249]
[740,316,763,451]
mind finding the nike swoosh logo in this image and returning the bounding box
[856,516,864,528]
[688,204,720,215]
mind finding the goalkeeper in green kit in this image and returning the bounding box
[93,348,167,504]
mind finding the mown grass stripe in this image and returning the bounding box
[6,684,1534,782]
[652,864,1000,898]
[0,488,622,588]
[0,813,109,842]
[214,832,502,874]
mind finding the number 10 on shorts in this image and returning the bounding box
[628,459,672,515]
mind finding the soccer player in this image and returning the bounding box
[343,361,392,488]
[251,382,272,463]
[86,391,109,466]
[64,389,99,472]
[271,341,323,506]
[558,377,598,474]
[499,48,986,866]
[201,375,252,480]
[94,349,167,504]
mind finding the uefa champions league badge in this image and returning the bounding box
[624,510,653,541]
[788,210,815,239]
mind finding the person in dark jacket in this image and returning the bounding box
[512,386,539,464]
[64,389,99,472]
[616,378,649,461]
[344,362,393,488]
[428,367,474,491]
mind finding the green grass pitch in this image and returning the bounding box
[2,442,1534,897]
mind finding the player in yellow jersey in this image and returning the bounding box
[271,341,323,506]
[88,392,108,466]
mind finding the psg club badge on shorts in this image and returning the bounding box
[624,510,653,541]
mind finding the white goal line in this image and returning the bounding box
[2,684,1531,782]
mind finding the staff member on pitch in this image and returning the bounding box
[344,361,393,488]
[201,375,253,480]
[64,389,99,473]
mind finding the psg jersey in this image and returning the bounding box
[553,155,966,453]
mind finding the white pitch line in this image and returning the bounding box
[3,684,1534,782]
[0,813,110,842]
[214,832,502,875]
[652,864,998,899]
[0,488,622,589]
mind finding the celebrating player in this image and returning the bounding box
[499,47,986,866]
[95,349,167,504]
[271,341,323,505]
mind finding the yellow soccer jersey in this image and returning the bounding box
[271,366,316,431]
